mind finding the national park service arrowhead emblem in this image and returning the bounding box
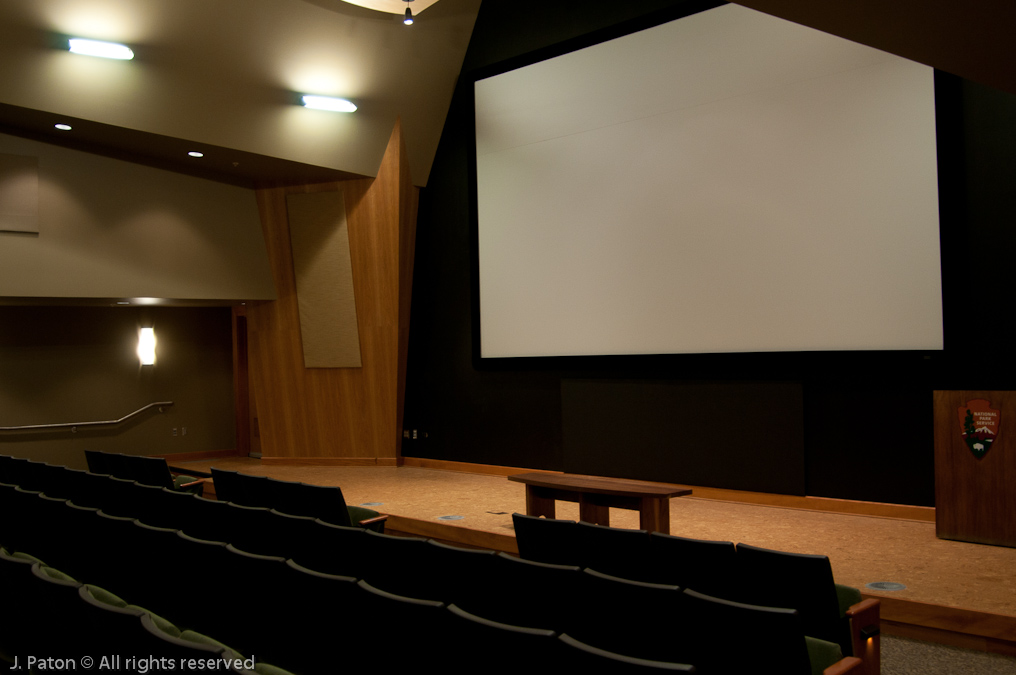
[958,399,1000,459]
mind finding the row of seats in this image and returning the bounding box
[512,513,881,673]
[0,455,863,674]
[209,466,387,530]
[0,482,704,674]
[0,452,201,496]
[0,549,266,672]
[84,449,204,492]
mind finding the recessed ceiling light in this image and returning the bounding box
[54,123,72,131]
[68,38,134,60]
[301,95,357,113]
[188,151,204,158]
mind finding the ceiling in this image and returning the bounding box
[0,0,1013,189]
[0,0,482,188]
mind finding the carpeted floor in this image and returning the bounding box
[882,636,1016,674]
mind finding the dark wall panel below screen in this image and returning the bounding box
[562,380,805,494]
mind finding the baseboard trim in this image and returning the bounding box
[399,456,557,477]
[154,449,240,462]
[260,457,398,467]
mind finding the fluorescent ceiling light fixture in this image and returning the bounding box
[138,327,156,366]
[188,151,204,158]
[301,95,357,113]
[54,123,72,131]
[68,38,134,60]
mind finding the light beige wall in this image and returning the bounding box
[0,133,275,301]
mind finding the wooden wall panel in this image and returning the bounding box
[246,119,417,462]
[935,390,1016,547]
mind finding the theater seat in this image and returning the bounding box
[512,512,585,565]
[679,588,839,675]
[647,531,741,599]
[734,542,879,664]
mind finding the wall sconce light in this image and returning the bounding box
[301,95,357,113]
[138,327,156,365]
[68,38,135,60]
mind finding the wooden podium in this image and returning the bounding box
[934,390,1016,547]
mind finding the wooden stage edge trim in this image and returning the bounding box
[400,457,936,522]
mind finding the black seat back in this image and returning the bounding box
[122,455,174,489]
[575,520,655,581]
[735,542,850,653]
[512,512,586,566]
[678,588,814,674]
[648,531,740,599]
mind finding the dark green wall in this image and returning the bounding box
[0,306,234,469]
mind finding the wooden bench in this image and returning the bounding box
[508,472,692,534]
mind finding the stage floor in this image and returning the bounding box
[171,457,1016,652]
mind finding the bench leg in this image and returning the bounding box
[579,496,610,525]
[639,497,670,534]
[526,486,557,519]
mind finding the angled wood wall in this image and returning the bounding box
[247,120,418,464]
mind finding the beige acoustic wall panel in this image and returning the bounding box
[287,191,362,368]
[0,153,38,233]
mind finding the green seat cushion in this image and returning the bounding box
[835,583,863,617]
[180,631,245,659]
[179,632,296,674]
[126,605,182,637]
[84,585,182,637]
[40,566,78,583]
[10,551,47,565]
[83,585,129,608]
[805,635,843,675]
[347,505,383,531]
[174,474,203,490]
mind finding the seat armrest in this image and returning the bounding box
[178,479,206,489]
[358,514,389,527]
[823,656,862,675]
[846,598,880,675]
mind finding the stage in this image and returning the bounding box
[169,456,1016,656]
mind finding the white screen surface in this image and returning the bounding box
[475,4,942,358]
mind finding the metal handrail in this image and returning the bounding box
[0,401,174,432]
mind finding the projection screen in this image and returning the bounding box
[475,3,942,359]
